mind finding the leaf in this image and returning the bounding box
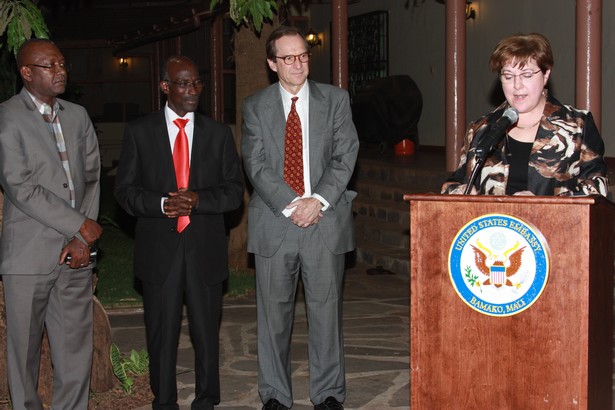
[20,13,31,41]
[1,0,50,55]
[7,17,21,54]
[122,376,134,393]
[0,4,14,37]
[23,0,43,15]
[110,343,138,393]
[209,0,221,11]
[129,349,140,364]
[253,13,263,32]
[22,1,49,38]
[110,343,128,385]
[223,0,283,32]
[118,348,149,376]
[136,349,150,374]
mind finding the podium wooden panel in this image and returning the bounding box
[404,194,614,410]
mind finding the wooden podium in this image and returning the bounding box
[404,194,614,410]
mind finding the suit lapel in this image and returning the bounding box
[262,86,286,162]
[308,81,327,175]
[189,114,207,187]
[152,111,178,189]
[19,90,62,167]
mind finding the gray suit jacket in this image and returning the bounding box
[0,88,100,275]
[242,80,359,257]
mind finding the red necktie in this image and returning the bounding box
[173,118,190,232]
[284,97,305,196]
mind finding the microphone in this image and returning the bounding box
[463,107,519,194]
[474,107,519,160]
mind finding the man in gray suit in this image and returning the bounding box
[0,39,101,409]
[242,26,359,410]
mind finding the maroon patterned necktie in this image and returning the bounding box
[284,97,304,196]
[173,118,190,232]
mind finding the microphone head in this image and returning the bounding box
[503,107,519,124]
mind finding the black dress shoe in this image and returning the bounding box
[314,396,344,410]
[263,398,289,410]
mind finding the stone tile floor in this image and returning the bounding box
[110,262,411,410]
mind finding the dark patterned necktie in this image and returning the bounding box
[173,118,190,232]
[283,97,304,196]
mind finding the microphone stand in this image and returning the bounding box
[463,145,489,195]
[464,155,485,195]
[463,107,518,195]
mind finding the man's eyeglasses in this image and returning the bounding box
[165,79,204,90]
[26,63,71,72]
[499,69,542,84]
[275,53,311,65]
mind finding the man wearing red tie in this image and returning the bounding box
[242,26,359,410]
[114,55,244,410]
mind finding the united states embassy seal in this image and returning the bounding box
[448,214,549,317]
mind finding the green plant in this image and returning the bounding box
[0,1,50,101]
[210,0,289,32]
[226,267,256,298]
[0,0,49,55]
[110,343,149,394]
[94,222,141,308]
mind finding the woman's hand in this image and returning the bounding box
[512,190,535,196]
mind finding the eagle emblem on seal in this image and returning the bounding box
[470,240,526,288]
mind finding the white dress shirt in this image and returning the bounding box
[160,103,196,213]
[279,83,330,216]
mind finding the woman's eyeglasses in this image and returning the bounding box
[499,69,542,84]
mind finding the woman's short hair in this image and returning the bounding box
[489,33,554,73]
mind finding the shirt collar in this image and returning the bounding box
[164,102,195,124]
[27,90,59,116]
[278,81,309,102]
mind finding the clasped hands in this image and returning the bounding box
[59,217,103,269]
[286,197,323,228]
[164,188,199,218]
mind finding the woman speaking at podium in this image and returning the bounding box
[441,33,608,197]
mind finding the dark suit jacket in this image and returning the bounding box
[241,80,359,257]
[114,110,243,285]
[0,88,100,275]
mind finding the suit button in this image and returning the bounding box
[63,183,68,188]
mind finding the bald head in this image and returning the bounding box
[16,38,58,69]
[17,39,67,105]
[162,55,198,81]
[160,55,202,117]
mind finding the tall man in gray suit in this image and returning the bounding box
[0,39,102,409]
[242,26,359,410]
